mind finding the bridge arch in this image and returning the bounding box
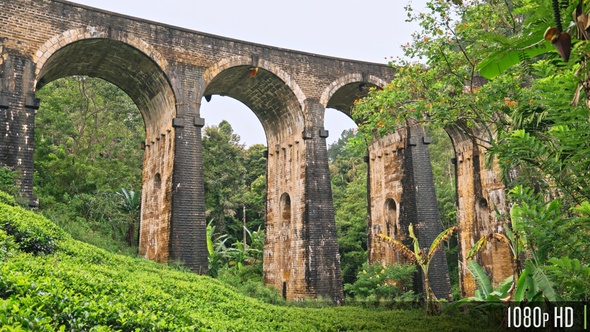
[34,29,175,139]
[200,57,343,301]
[201,57,305,143]
[33,27,169,77]
[33,32,177,264]
[320,73,388,119]
[202,56,306,107]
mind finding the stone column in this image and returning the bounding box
[0,53,38,207]
[404,125,452,300]
[302,99,343,303]
[168,64,208,274]
[367,125,451,300]
[450,126,511,297]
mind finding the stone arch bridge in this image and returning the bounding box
[0,0,511,303]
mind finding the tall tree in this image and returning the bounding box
[328,130,368,287]
[203,121,246,237]
[202,121,267,241]
[35,76,144,200]
[239,144,267,233]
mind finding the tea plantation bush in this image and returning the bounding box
[0,197,496,331]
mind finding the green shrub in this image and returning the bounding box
[0,168,18,196]
[0,191,17,206]
[0,229,16,260]
[0,297,54,332]
[217,266,285,305]
[0,202,65,255]
[0,200,497,331]
[344,261,417,303]
[38,192,138,255]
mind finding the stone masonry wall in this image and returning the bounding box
[449,126,512,297]
[368,125,451,300]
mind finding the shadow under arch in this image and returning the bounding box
[320,73,388,120]
[201,61,305,144]
[35,36,178,264]
[36,37,176,139]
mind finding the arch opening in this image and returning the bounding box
[202,65,303,144]
[200,96,266,147]
[198,63,310,284]
[280,193,291,225]
[278,192,292,286]
[324,77,379,289]
[201,64,307,297]
[384,198,398,239]
[201,63,303,244]
[324,108,358,148]
[35,38,177,263]
[36,38,176,139]
[199,96,268,242]
[34,76,145,254]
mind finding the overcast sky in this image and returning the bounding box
[69,0,427,146]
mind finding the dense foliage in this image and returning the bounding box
[328,130,369,287]
[353,0,590,302]
[344,262,417,303]
[202,121,266,240]
[0,196,495,331]
[35,77,144,198]
[34,77,144,254]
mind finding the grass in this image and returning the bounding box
[0,198,500,331]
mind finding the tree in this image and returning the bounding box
[35,76,143,200]
[34,76,145,253]
[327,129,356,163]
[118,188,141,247]
[202,121,247,237]
[328,130,369,288]
[239,144,268,233]
[202,121,267,242]
[353,0,590,302]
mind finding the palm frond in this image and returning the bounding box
[377,233,417,264]
[427,226,457,261]
[467,260,493,299]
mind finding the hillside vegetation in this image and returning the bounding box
[0,194,493,331]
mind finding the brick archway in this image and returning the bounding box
[202,60,305,143]
[320,73,388,118]
[202,56,306,107]
[33,27,169,81]
[34,34,177,265]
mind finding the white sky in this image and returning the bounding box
[69,0,427,146]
